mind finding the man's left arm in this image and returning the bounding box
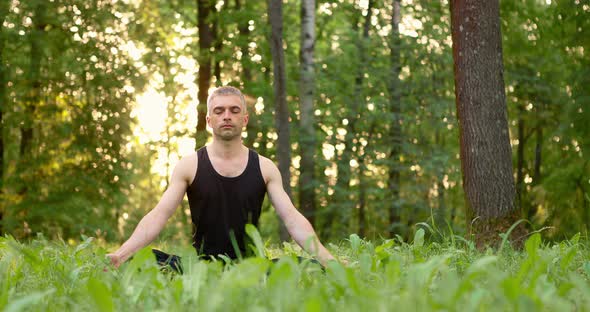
[262,158,336,266]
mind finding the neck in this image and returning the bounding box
[208,137,246,159]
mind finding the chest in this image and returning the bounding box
[208,155,249,178]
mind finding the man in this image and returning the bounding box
[107,86,336,269]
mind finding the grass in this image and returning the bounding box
[1,230,590,311]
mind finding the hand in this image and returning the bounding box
[106,253,123,268]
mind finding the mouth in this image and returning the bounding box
[221,125,234,129]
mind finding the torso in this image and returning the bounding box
[184,145,268,259]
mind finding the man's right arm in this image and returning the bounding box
[107,155,195,268]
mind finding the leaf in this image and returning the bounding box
[498,219,528,253]
[245,224,265,258]
[413,228,425,248]
[525,233,541,259]
[304,295,323,312]
[87,277,114,312]
[268,258,296,288]
[348,234,362,254]
[4,289,55,312]
[466,256,498,276]
[75,236,95,255]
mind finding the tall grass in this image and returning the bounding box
[1,230,590,311]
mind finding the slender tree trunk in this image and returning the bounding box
[268,0,291,241]
[196,0,214,148]
[528,125,543,220]
[0,1,8,235]
[515,104,525,212]
[357,123,376,238]
[212,3,223,86]
[533,127,542,182]
[21,2,46,159]
[387,0,402,236]
[450,0,525,247]
[236,0,258,148]
[164,93,177,190]
[331,0,373,237]
[236,0,251,84]
[299,0,317,226]
[434,129,446,230]
[358,159,367,238]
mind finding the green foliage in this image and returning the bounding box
[2,235,590,311]
[0,0,587,243]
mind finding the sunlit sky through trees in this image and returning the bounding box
[129,0,428,184]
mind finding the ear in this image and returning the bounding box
[206,115,211,128]
[243,113,249,127]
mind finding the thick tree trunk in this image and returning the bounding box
[450,0,525,247]
[196,0,214,148]
[387,0,402,235]
[268,0,291,241]
[299,0,317,226]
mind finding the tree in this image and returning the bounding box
[0,0,9,234]
[299,0,317,226]
[450,0,524,246]
[268,0,290,241]
[387,0,402,236]
[196,0,215,148]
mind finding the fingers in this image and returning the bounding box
[106,253,121,268]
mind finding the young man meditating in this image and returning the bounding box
[107,86,336,270]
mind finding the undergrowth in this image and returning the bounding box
[1,229,590,311]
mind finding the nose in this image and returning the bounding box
[223,110,232,120]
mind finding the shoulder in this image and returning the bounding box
[173,152,199,184]
[257,154,280,184]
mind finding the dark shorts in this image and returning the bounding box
[152,249,322,275]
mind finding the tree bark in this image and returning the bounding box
[515,104,525,212]
[268,0,291,241]
[450,0,524,247]
[387,0,402,236]
[527,125,543,220]
[212,2,223,86]
[299,0,317,226]
[21,2,46,158]
[236,0,259,149]
[0,0,9,235]
[196,0,214,148]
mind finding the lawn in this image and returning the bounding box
[2,230,590,311]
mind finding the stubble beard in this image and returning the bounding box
[215,127,242,141]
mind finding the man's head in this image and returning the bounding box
[206,86,249,141]
[207,86,247,114]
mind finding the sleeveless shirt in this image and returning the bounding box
[186,147,267,259]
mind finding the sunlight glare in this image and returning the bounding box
[133,89,168,143]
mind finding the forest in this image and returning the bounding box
[0,0,589,246]
[2,1,590,311]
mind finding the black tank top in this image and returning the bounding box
[186,147,267,259]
